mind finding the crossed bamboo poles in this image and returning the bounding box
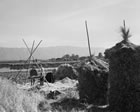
[12,39,50,86]
[22,39,40,69]
[13,40,42,82]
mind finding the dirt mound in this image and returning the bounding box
[54,64,78,80]
[77,57,109,105]
[105,40,140,112]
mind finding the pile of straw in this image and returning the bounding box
[54,64,78,80]
[77,57,109,105]
[0,77,49,112]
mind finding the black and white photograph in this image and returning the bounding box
[0,0,139,111]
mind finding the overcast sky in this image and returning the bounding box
[0,0,140,48]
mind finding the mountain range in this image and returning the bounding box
[0,46,106,61]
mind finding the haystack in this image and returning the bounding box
[77,57,109,105]
[54,64,78,80]
[105,22,140,112]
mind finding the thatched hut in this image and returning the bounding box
[105,22,140,112]
[54,64,78,80]
[77,57,109,105]
[45,72,55,83]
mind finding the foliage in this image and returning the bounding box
[120,22,132,42]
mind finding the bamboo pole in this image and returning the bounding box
[85,20,92,62]
[25,40,35,83]
[23,39,35,62]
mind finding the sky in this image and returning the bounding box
[0,0,140,48]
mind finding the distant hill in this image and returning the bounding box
[0,46,105,61]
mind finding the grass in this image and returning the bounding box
[0,71,30,84]
[0,77,50,112]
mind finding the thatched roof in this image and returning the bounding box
[105,20,140,59]
[79,56,109,72]
[105,40,140,59]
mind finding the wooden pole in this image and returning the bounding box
[25,40,35,83]
[23,39,35,61]
[28,40,42,60]
[85,20,92,61]
[29,40,35,66]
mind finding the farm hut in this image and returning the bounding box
[45,72,55,83]
[105,40,140,112]
[105,22,140,112]
[54,64,78,80]
[77,57,109,105]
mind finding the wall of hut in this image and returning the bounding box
[105,41,140,112]
[77,58,109,105]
